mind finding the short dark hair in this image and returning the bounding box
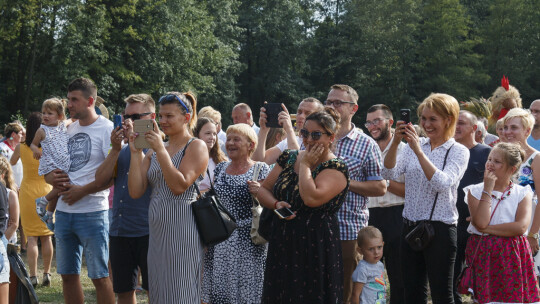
[67,78,97,100]
[367,104,393,120]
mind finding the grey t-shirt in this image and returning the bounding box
[352,260,387,303]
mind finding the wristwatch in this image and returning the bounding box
[528,232,539,240]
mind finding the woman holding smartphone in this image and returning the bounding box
[127,92,208,303]
[383,93,469,304]
[256,107,349,303]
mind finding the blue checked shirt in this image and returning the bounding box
[335,125,384,240]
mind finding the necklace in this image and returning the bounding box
[490,182,513,201]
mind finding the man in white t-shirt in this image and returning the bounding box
[46,78,115,303]
[252,97,324,165]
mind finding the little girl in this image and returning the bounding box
[30,98,72,230]
[463,142,540,303]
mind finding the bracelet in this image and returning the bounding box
[482,190,491,197]
[274,200,279,209]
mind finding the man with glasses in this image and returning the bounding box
[325,84,386,303]
[365,104,405,303]
[95,94,155,304]
[528,99,540,150]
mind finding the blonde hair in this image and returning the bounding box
[161,91,198,131]
[124,94,155,113]
[198,106,222,124]
[496,118,505,129]
[492,142,525,175]
[417,93,460,141]
[226,123,258,156]
[502,108,534,135]
[357,226,383,248]
[330,84,359,104]
[42,98,67,120]
[0,156,16,191]
[4,122,23,138]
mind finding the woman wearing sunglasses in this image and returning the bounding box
[257,107,349,303]
[127,92,208,303]
[383,93,469,303]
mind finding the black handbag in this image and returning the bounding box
[191,167,237,247]
[405,144,453,251]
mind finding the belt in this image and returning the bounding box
[403,218,420,227]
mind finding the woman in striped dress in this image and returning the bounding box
[127,92,208,303]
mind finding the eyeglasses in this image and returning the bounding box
[123,112,152,121]
[158,94,190,114]
[325,99,356,107]
[364,118,386,128]
[299,129,330,140]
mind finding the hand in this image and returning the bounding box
[59,184,86,205]
[247,180,260,196]
[277,104,294,133]
[301,143,325,168]
[402,123,421,153]
[46,169,69,191]
[394,121,407,142]
[33,150,42,160]
[259,104,268,130]
[145,120,165,152]
[110,126,124,151]
[528,236,540,256]
[275,201,296,220]
[483,170,497,193]
[125,119,141,153]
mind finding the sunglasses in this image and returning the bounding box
[325,99,356,107]
[158,94,190,114]
[123,112,152,121]
[299,129,330,140]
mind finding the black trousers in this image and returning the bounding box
[368,205,405,304]
[401,220,457,304]
[452,221,470,304]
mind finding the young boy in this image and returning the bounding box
[351,226,387,304]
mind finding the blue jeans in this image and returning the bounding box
[55,210,109,279]
[0,235,8,283]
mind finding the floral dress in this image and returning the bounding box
[518,151,540,275]
[262,150,349,304]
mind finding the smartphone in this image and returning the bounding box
[264,103,283,128]
[113,114,122,129]
[400,109,411,124]
[274,207,294,219]
[133,119,154,149]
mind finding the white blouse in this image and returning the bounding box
[464,182,533,235]
[200,158,217,191]
[382,138,469,224]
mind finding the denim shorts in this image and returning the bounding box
[55,210,109,279]
[0,237,9,284]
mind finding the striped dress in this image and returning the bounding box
[147,141,203,303]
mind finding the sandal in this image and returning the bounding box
[30,276,39,288]
[42,273,51,287]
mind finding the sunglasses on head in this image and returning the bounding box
[158,94,190,114]
[299,129,330,140]
[123,112,152,121]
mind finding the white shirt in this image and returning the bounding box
[382,138,469,224]
[200,158,216,191]
[57,116,113,213]
[464,183,532,235]
[275,135,303,152]
[368,137,405,208]
[0,142,22,187]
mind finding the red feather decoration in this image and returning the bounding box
[501,75,510,91]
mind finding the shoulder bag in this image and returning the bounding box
[191,159,237,247]
[405,144,453,251]
[250,162,268,245]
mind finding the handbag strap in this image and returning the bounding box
[469,183,512,265]
[251,162,263,206]
[428,144,454,221]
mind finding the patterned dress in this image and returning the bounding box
[202,161,270,303]
[38,122,70,175]
[146,139,203,303]
[517,151,540,275]
[262,150,349,304]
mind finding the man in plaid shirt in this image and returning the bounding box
[325,84,387,303]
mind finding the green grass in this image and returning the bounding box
[19,251,148,304]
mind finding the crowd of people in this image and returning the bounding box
[0,76,540,304]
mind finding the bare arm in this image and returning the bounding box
[350,282,364,304]
[5,190,19,241]
[94,127,123,189]
[479,192,532,237]
[384,121,405,169]
[350,180,386,197]
[526,155,540,239]
[388,180,405,197]
[30,128,45,159]
[257,164,284,209]
[10,144,20,165]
